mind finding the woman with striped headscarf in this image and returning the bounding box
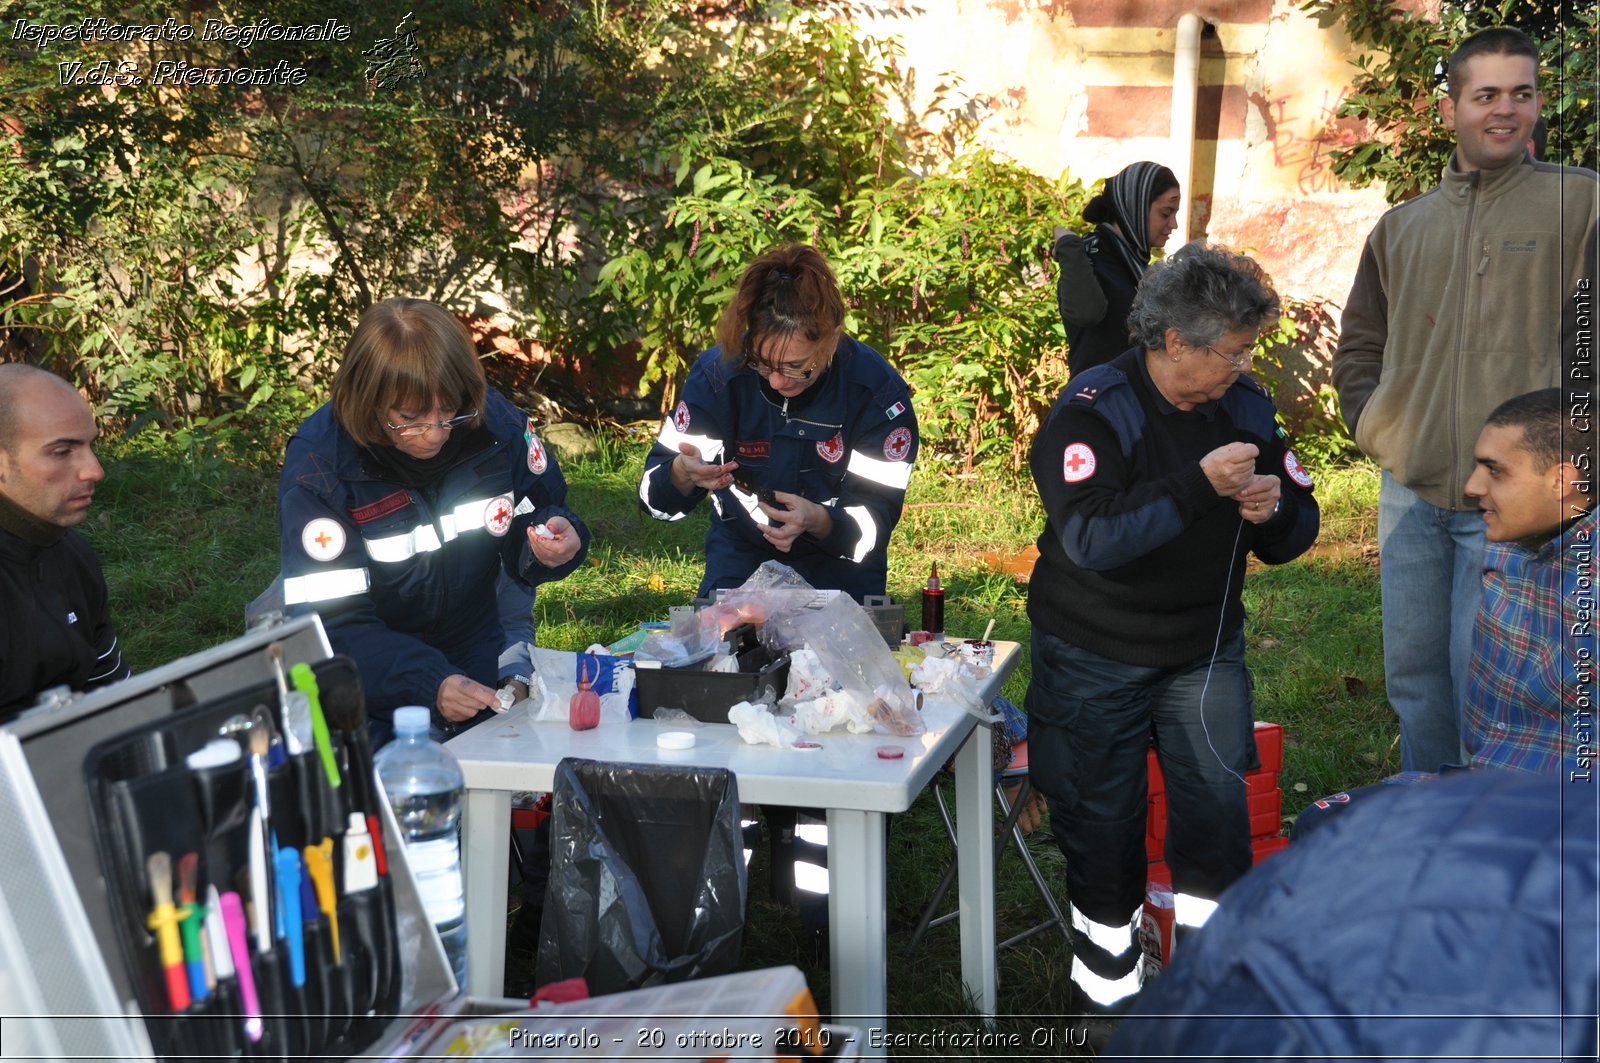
[1053,161,1181,377]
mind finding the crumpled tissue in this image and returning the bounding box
[910,656,985,713]
[793,688,876,734]
[728,701,804,748]
[784,647,835,705]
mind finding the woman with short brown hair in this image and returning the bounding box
[279,297,589,738]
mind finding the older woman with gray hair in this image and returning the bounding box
[1023,244,1319,1029]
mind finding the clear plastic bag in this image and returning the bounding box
[767,593,925,737]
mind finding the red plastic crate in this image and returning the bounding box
[1254,721,1284,772]
[1252,834,1288,864]
[1249,785,1282,839]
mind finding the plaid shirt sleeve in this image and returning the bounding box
[1464,510,1598,775]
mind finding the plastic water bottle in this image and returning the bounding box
[374,706,468,990]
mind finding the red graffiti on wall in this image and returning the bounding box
[1262,89,1365,195]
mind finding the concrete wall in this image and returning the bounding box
[867,0,1395,310]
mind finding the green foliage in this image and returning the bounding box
[593,5,1089,468]
[1303,0,1597,202]
[1256,297,1360,464]
[0,0,685,454]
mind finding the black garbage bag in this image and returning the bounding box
[535,758,746,995]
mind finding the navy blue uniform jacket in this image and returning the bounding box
[639,337,917,600]
[279,388,588,721]
[1028,347,1319,667]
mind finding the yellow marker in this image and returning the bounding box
[303,840,341,966]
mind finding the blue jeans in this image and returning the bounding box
[1377,472,1486,772]
[1026,629,1256,937]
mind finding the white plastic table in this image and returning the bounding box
[448,641,1018,1033]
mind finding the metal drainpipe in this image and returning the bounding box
[1170,13,1204,243]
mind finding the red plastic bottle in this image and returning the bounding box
[569,655,601,731]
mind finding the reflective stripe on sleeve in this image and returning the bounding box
[283,567,371,605]
[439,496,501,542]
[1070,953,1145,1007]
[1173,892,1219,929]
[365,495,503,561]
[639,464,688,521]
[842,504,878,563]
[846,450,913,491]
[1070,902,1141,957]
[366,523,444,563]
[655,421,725,464]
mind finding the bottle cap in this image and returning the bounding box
[926,561,941,591]
[393,706,431,735]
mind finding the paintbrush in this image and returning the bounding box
[247,714,276,953]
[145,852,189,1012]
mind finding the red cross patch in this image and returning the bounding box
[1283,450,1314,489]
[817,432,845,463]
[672,401,691,433]
[301,517,346,562]
[527,428,548,475]
[1062,442,1097,483]
[484,494,514,537]
[883,426,913,463]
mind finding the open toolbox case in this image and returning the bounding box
[0,614,470,1062]
[0,614,849,1061]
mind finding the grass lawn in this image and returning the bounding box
[88,433,1394,1057]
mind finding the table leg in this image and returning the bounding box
[827,808,887,1033]
[462,787,511,998]
[953,722,997,1019]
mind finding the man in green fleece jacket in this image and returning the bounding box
[1332,25,1598,773]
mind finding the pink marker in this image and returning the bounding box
[219,891,264,1043]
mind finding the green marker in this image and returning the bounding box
[289,662,342,789]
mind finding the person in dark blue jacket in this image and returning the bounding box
[638,242,917,602]
[1025,245,1318,1025]
[279,297,589,739]
[1107,769,1596,1061]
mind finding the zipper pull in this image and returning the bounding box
[1477,243,1490,275]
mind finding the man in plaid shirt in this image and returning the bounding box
[1296,389,1593,837]
[1461,388,1596,776]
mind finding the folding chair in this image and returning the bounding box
[906,701,1069,961]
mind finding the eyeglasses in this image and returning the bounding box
[385,410,477,437]
[1197,340,1257,372]
[742,354,816,381]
